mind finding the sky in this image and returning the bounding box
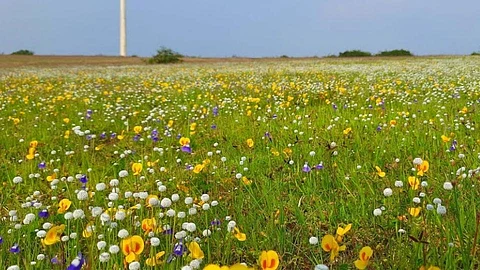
[1,0,479,57]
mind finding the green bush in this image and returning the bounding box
[376,49,413,56]
[471,52,480,56]
[147,47,183,64]
[338,50,372,57]
[11,49,34,55]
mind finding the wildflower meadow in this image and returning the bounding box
[0,57,479,269]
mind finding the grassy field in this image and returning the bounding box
[0,56,479,270]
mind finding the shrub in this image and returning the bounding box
[279,55,289,58]
[147,47,183,64]
[11,49,34,55]
[376,49,413,56]
[338,50,371,57]
[471,52,480,56]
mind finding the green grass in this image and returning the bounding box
[0,57,479,270]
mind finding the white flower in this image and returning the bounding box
[443,182,453,190]
[315,264,329,270]
[181,266,193,270]
[96,183,106,191]
[188,208,197,215]
[110,179,120,186]
[73,209,85,219]
[61,235,70,242]
[115,211,126,221]
[373,208,382,216]
[398,229,406,234]
[171,194,180,202]
[125,191,133,198]
[394,181,403,188]
[421,181,428,187]
[7,265,20,270]
[413,157,423,165]
[413,197,421,204]
[92,207,103,217]
[166,209,176,217]
[211,200,218,206]
[190,259,202,269]
[36,230,47,238]
[186,223,196,232]
[99,252,110,262]
[184,197,193,205]
[64,212,74,220]
[108,193,119,201]
[426,204,434,210]
[235,173,242,179]
[433,198,442,205]
[42,222,52,230]
[129,261,140,270]
[148,197,159,206]
[37,254,46,260]
[119,170,129,178]
[160,198,172,208]
[97,241,107,250]
[13,176,23,184]
[77,190,88,200]
[150,237,160,246]
[227,221,236,232]
[109,245,120,254]
[158,185,167,192]
[437,205,447,215]
[118,229,129,238]
[383,188,393,197]
[202,229,212,237]
[200,194,210,202]
[177,212,186,218]
[202,203,210,210]
[309,236,319,245]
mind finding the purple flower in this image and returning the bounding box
[272,114,277,119]
[0,237,3,244]
[86,134,93,140]
[38,162,46,169]
[100,132,106,139]
[79,175,88,184]
[211,124,217,129]
[133,134,141,142]
[314,163,324,170]
[67,253,85,270]
[172,241,186,256]
[176,134,182,139]
[163,228,174,235]
[51,255,63,265]
[332,104,338,110]
[110,133,117,139]
[181,145,192,154]
[302,164,311,173]
[38,209,49,218]
[185,164,193,170]
[376,126,382,132]
[213,106,219,116]
[9,243,20,253]
[210,219,221,226]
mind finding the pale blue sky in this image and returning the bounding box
[1,0,479,57]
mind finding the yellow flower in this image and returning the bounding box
[118,130,125,140]
[46,173,56,182]
[283,148,292,157]
[354,246,373,269]
[271,149,280,156]
[179,137,190,146]
[121,235,145,263]
[259,250,279,270]
[63,118,70,124]
[408,207,421,217]
[26,147,36,160]
[64,130,70,139]
[416,160,429,176]
[408,176,420,190]
[133,126,142,134]
[246,138,254,148]
[132,163,143,176]
[420,266,441,270]
[461,107,468,114]
[204,264,253,270]
[193,164,205,174]
[233,227,247,241]
[168,120,174,127]
[188,241,205,259]
[146,251,165,266]
[336,223,352,242]
[390,119,397,126]
[141,218,157,234]
[375,166,386,178]
[441,135,451,143]
[58,198,72,214]
[42,224,65,246]
[82,222,94,238]
[13,118,20,125]
[190,122,197,131]
[242,176,252,185]
[343,127,352,135]
[29,140,38,148]
[322,234,346,262]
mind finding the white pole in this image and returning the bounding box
[120,0,127,56]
